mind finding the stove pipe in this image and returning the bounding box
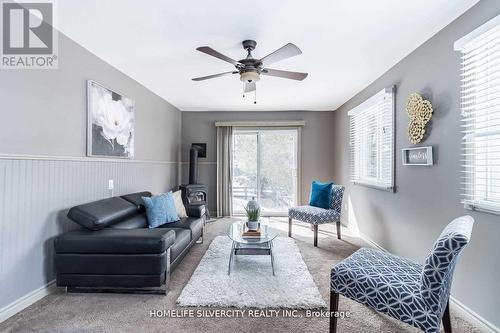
[189,146,200,184]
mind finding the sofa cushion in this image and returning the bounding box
[161,217,203,240]
[55,252,168,275]
[164,228,192,262]
[54,228,175,254]
[67,197,139,231]
[121,191,152,212]
[108,214,148,229]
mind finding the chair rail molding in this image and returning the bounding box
[0,153,178,164]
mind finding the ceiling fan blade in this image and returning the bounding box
[259,43,302,66]
[196,46,241,66]
[192,71,238,81]
[244,82,256,93]
[261,68,308,81]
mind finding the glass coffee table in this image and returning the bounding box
[227,221,278,276]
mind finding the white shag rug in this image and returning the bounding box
[177,236,326,309]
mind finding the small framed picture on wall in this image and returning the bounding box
[402,146,433,166]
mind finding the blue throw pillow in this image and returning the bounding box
[309,181,334,209]
[142,192,179,228]
[163,191,180,223]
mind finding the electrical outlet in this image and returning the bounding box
[108,179,114,190]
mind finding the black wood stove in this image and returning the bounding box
[179,144,209,218]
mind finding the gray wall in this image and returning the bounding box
[0,32,181,313]
[181,111,335,214]
[332,0,500,328]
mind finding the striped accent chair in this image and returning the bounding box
[288,185,344,247]
[329,215,474,333]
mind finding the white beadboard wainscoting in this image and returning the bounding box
[0,154,179,322]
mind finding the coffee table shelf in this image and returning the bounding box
[227,221,278,276]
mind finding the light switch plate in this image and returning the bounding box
[108,179,114,190]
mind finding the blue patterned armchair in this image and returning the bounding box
[329,215,474,333]
[288,185,345,247]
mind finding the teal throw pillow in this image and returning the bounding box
[309,181,334,209]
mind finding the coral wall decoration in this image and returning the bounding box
[406,93,433,144]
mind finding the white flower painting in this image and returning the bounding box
[87,80,135,158]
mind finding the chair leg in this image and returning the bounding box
[288,217,292,237]
[330,291,339,333]
[336,221,341,240]
[313,224,318,247]
[443,300,452,333]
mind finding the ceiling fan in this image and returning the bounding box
[192,40,308,103]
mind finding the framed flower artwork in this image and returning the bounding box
[87,80,135,158]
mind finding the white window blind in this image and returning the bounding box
[455,14,500,214]
[349,87,395,191]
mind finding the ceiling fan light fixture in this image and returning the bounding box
[240,71,260,83]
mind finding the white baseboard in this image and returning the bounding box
[359,232,385,251]
[359,233,499,333]
[449,296,499,333]
[0,280,57,323]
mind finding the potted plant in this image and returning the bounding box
[244,197,260,230]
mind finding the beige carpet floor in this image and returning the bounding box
[0,217,480,333]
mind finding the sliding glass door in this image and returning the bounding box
[232,128,299,216]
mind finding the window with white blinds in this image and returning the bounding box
[349,87,395,191]
[455,14,500,214]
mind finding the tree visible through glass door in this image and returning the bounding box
[232,128,298,216]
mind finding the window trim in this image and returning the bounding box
[348,86,395,192]
[456,13,500,215]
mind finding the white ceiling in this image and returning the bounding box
[55,0,478,111]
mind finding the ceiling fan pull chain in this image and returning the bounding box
[254,89,257,104]
[242,83,245,98]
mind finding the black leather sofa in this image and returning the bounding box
[54,191,205,294]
